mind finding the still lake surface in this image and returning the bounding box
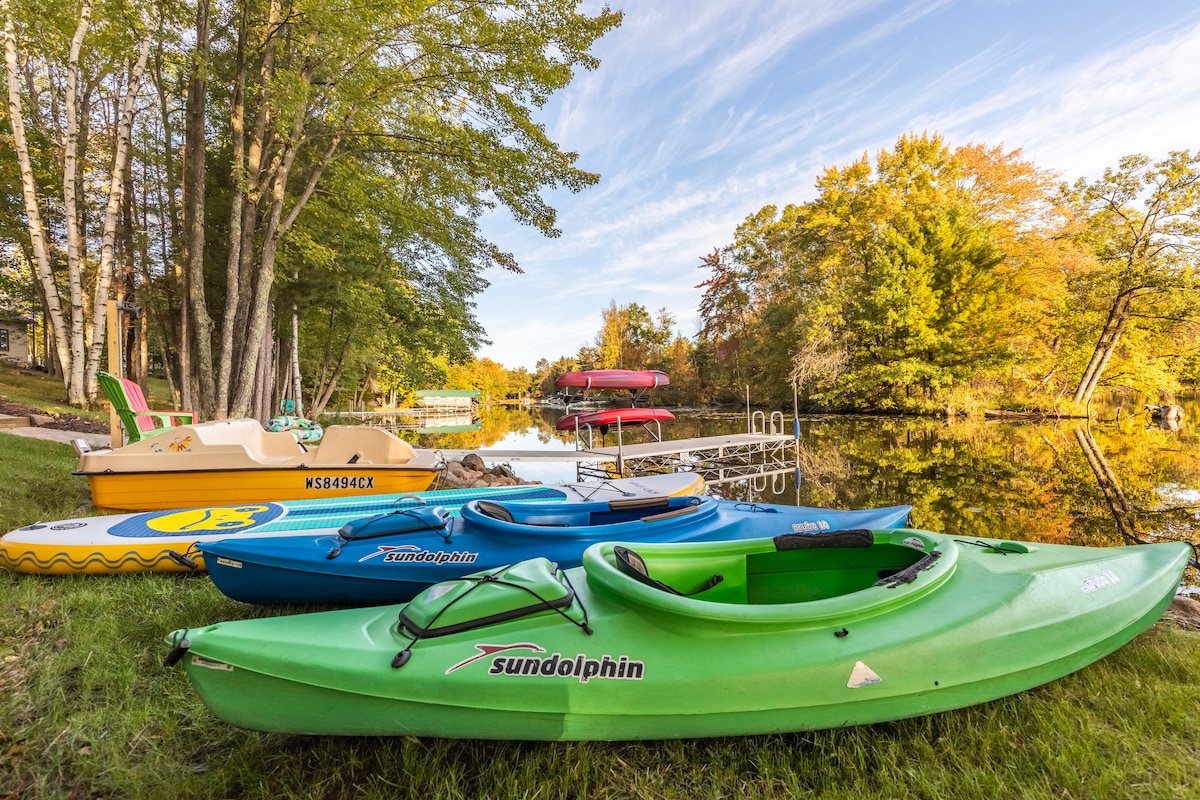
[414,395,1200,555]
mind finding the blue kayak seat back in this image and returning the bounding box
[475,500,514,523]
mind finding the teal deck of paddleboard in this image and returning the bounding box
[240,485,565,534]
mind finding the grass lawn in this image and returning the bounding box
[2,367,1198,799]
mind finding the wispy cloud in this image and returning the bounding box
[477,2,1200,369]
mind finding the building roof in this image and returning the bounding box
[0,309,34,323]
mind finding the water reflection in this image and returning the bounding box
[412,398,1200,550]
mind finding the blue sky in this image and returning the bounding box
[474,0,1200,371]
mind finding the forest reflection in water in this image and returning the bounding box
[415,396,1200,552]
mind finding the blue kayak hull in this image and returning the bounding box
[201,498,912,604]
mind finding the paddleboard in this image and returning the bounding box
[0,473,704,575]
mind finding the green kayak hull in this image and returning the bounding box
[169,530,1190,740]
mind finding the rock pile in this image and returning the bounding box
[439,453,537,488]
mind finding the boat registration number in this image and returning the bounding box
[304,476,375,491]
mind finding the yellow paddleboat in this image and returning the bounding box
[75,419,444,511]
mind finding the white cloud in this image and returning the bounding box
[477,2,1200,370]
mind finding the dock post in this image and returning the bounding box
[793,383,802,488]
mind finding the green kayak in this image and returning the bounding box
[166,529,1191,740]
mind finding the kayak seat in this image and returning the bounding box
[613,545,723,597]
[471,501,581,527]
[475,500,515,523]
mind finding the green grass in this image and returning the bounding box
[2,371,1199,799]
[0,364,175,424]
[0,434,95,525]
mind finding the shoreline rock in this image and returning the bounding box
[438,452,539,489]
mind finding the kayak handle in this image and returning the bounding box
[163,628,191,667]
[774,529,873,551]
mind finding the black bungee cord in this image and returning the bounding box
[390,566,592,669]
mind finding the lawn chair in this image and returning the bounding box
[97,371,196,444]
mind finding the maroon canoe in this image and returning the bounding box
[555,407,676,431]
[554,370,670,390]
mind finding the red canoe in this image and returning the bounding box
[555,407,676,431]
[554,370,670,390]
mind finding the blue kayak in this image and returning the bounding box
[200,496,912,604]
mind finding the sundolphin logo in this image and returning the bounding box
[446,643,646,683]
[357,544,479,564]
[446,643,545,674]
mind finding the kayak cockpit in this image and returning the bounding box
[584,530,960,625]
[458,495,716,534]
[393,531,961,651]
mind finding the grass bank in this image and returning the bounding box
[1,373,1199,799]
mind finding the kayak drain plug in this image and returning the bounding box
[834,628,849,638]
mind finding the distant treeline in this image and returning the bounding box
[452,135,1200,415]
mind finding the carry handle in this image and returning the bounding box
[773,529,874,551]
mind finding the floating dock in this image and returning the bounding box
[441,431,798,487]
[332,408,480,432]
[352,405,802,488]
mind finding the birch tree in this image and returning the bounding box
[1066,151,1200,406]
[185,0,620,420]
[1,0,156,403]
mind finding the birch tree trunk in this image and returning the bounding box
[181,0,216,416]
[1071,290,1137,406]
[4,0,158,405]
[84,26,153,393]
[290,300,303,415]
[3,0,72,389]
[60,2,92,401]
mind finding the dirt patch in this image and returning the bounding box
[0,397,110,434]
[1164,595,1200,633]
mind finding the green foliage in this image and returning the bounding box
[593,300,676,370]
[1062,150,1200,402]
[691,134,1200,412]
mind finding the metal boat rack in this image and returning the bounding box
[573,410,799,486]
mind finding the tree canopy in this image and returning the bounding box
[0,0,620,417]
[692,134,1200,412]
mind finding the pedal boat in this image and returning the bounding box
[198,495,913,604]
[167,530,1192,739]
[74,419,444,511]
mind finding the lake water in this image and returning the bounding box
[414,397,1200,553]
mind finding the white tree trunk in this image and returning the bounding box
[291,301,303,416]
[61,0,93,403]
[84,25,153,396]
[2,0,71,385]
